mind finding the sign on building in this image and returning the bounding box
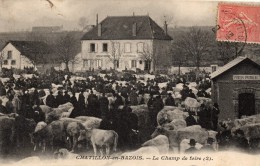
[233,75,260,80]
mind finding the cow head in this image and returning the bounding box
[151,126,166,138]
[78,130,87,142]
[54,148,69,159]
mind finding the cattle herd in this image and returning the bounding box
[0,70,259,163]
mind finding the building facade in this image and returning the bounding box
[80,16,172,72]
[0,41,50,70]
[210,57,260,120]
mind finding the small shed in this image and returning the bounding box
[210,56,260,120]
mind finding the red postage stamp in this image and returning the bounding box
[217,3,260,43]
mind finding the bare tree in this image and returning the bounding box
[109,41,123,70]
[172,27,211,78]
[170,44,187,76]
[78,17,88,31]
[55,33,79,72]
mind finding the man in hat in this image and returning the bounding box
[185,139,199,153]
[200,138,216,152]
[46,91,55,108]
[165,93,175,106]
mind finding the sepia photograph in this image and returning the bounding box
[0,0,260,165]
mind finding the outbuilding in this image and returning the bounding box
[210,56,260,120]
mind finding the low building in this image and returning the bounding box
[210,56,260,120]
[81,15,173,72]
[0,41,51,70]
[32,26,63,33]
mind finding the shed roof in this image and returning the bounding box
[210,56,260,79]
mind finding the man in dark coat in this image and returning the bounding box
[0,99,8,114]
[165,93,175,106]
[200,138,216,152]
[211,103,220,131]
[78,90,86,114]
[151,95,164,127]
[198,104,212,130]
[63,91,71,104]
[70,92,78,108]
[180,86,190,101]
[129,89,138,106]
[113,94,124,111]
[185,139,199,154]
[55,90,64,107]
[33,102,45,123]
[0,81,6,96]
[185,111,198,126]
[188,89,196,99]
[46,91,55,108]
[5,96,14,114]
[99,93,109,118]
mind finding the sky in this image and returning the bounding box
[0,0,259,32]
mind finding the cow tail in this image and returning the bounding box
[113,131,118,152]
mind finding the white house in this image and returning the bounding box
[80,15,173,72]
[0,41,50,70]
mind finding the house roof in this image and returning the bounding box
[5,41,51,60]
[210,56,260,79]
[81,16,173,40]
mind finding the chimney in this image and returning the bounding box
[164,21,168,36]
[96,14,98,26]
[98,23,102,37]
[132,22,137,37]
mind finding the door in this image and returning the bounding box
[144,60,151,71]
[238,93,255,118]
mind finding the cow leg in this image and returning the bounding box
[106,145,110,156]
[92,142,97,156]
[100,148,104,156]
[42,141,46,152]
[71,136,78,153]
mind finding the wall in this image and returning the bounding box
[212,60,260,120]
[81,39,172,71]
[1,43,34,69]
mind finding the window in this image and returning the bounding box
[90,43,96,52]
[7,51,12,59]
[11,60,16,65]
[3,60,8,65]
[114,60,119,68]
[102,43,108,52]
[139,60,142,64]
[83,60,90,68]
[137,43,144,53]
[124,43,131,53]
[131,60,137,68]
[95,60,102,68]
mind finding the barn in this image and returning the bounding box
[210,56,260,120]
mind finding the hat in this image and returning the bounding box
[189,139,196,146]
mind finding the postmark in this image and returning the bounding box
[216,3,260,44]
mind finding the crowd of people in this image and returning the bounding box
[0,68,224,157]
